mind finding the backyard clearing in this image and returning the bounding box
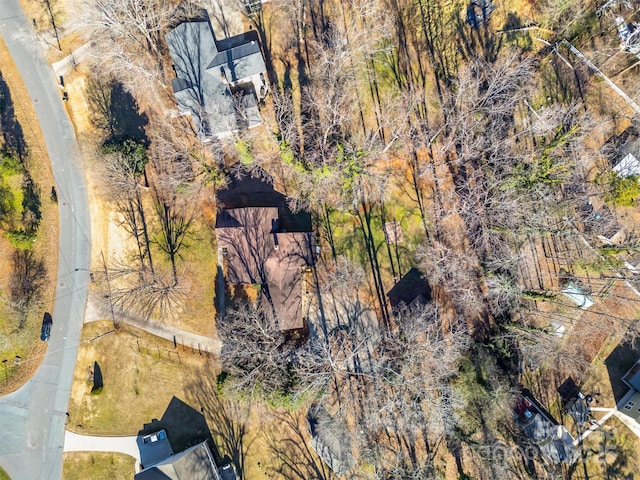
[0,35,58,395]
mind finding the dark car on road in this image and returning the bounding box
[40,312,53,341]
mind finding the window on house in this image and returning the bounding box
[624,401,635,410]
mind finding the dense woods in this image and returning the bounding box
[75,0,640,477]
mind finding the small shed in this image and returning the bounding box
[383,221,403,244]
[386,268,432,313]
[557,378,591,425]
[466,0,496,28]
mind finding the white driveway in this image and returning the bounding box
[64,430,141,471]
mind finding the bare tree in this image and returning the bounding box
[353,305,470,478]
[105,262,189,319]
[147,144,199,284]
[217,301,293,395]
[81,0,181,91]
[9,249,47,327]
[102,150,154,272]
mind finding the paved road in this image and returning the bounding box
[0,0,91,478]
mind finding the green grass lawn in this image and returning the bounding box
[325,189,427,290]
[62,452,135,480]
[0,38,59,395]
[0,466,10,480]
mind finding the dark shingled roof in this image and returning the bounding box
[216,30,260,51]
[308,406,355,477]
[623,359,640,390]
[134,397,236,480]
[216,170,312,232]
[386,268,432,311]
[216,207,315,330]
[515,395,578,465]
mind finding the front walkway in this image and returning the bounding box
[85,293,221,355]
[573,389,639,445]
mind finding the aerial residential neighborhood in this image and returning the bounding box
[2,0,640,479]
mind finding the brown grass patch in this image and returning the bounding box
[68,321,212,435]
[62,452,135,480]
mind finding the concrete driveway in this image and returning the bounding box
[0,0,91,478]
[64,431,140,471]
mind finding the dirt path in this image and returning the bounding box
[85,294,221,355]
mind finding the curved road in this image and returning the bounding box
[0,0,91,478]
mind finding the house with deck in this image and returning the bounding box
[215,174,316,331]
[166,12,268,139]
[515,395,578,465]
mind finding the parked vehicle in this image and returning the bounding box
[40,312,53,341]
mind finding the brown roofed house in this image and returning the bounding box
[216,206,315,331]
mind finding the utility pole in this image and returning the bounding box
[560,39,640,116]
[42,0,62,50]
[101,250,118,329]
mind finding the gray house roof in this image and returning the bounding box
[386,267,432,313]
[166,17,266,138]
[308,406,355,477]
[134,441,223,480]
[137,430,174,470]
[622,359,640,391]
[209,40,264,83]
[516,396,578,465]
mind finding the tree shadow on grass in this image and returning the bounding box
[265,410,335,480]
[184,373,253,478]
[0,70,27,162]
[86,76,149,147]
